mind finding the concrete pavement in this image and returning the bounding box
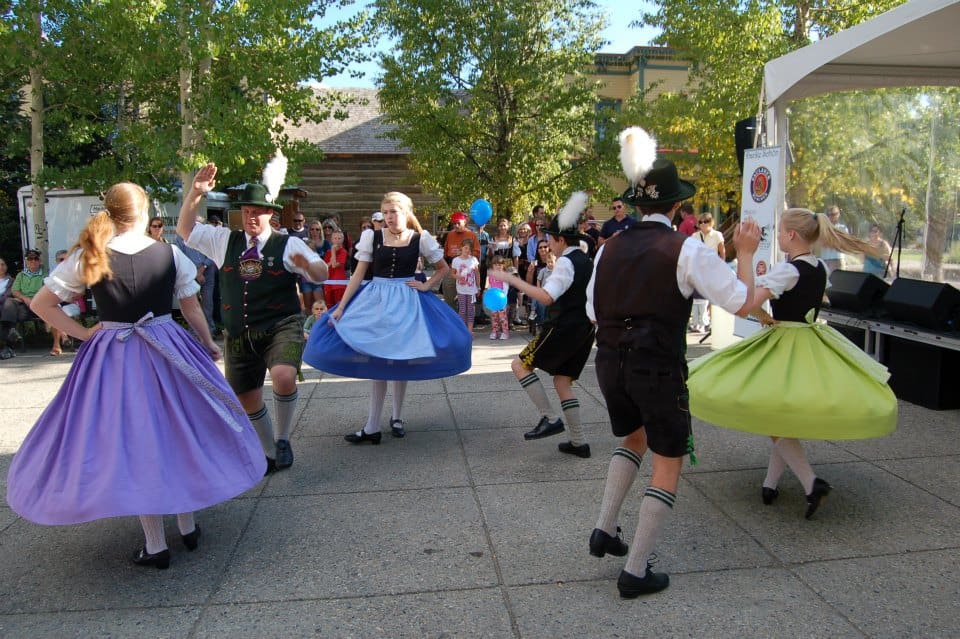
[1,332,959,638]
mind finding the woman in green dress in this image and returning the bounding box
[688,208,895,519]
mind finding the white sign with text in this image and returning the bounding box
[735,146,782,337]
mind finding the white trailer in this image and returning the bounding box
[17,186,230,273]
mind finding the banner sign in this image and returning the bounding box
[735,146,782,337]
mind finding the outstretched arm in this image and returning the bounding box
[177,163,218,241]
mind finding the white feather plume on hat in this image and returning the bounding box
[262,150,288,203]
[619,127,657,186]
[557,191,589,232]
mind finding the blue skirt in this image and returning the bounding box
[303,277,472,380]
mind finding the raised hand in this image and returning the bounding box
[193,163,218,195]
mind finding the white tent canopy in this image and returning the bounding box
[759,0,960,212]
[763,0,960,109]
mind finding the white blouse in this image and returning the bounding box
[44,232,200,302]
[756,254,820,299]
[353,228,444,265]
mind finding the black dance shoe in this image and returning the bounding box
[805,477,832,519]
[617,567,669,598]
[345,430,382,445]
[558,441,591,458]
[523,416,565,440]
[762,487,780,505]
[264,456,278,476]
[132,547,170,570]
[275,439,294,469]
[589,527,628,557]
[390,419,406,438]
[181,525,201,551]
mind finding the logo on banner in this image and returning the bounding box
[750,166,772,203]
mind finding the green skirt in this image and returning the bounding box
[688,320,897,440]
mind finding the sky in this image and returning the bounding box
[318,0,659,88]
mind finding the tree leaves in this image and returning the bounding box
[376,0,607,219]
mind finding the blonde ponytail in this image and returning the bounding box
[72,181,150,286]
[782,208,886,258]
[74,211,116,285]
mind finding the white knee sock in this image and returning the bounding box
[176,512,196,536]
[391,380,408,421]
[247,405,275,458]
[596,447,642,534]
[138,515,167,554]
[560,398,585,446]
[274,390,298,441]
[763,442,787,490]
[623,487,676,577]
[364,380,387,434]
[518,372,554,419]
[774,438,816,494]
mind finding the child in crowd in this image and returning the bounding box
[486,255,510,340]
[323,230,348,308]
[530,241,556,337]
[452,238,480,332]
[303,300,327,339]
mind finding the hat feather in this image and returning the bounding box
[619,127,657,185]
[262,150,288,203]
[557,191,588,231]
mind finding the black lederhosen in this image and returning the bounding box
[520,322,596,379]
[592,223,694,458]
[518,249,595,379]
[595,319,691,457]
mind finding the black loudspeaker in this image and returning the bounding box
[882,278,960,331]
[885,337,960,410]
[734,116,756,174]
[826,270,889,314]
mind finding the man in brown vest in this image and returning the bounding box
[178,162,327,474]
[586,129,762,598]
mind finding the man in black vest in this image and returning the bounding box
[178,163,327,474]
[496,202,596,458]
[586,142,762,598]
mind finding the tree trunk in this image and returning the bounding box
[922,100,946,280]
[29,9,47,262]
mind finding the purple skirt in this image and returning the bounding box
[6,315,266,525]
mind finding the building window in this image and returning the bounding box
[595,99,622,143]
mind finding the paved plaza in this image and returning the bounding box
[1,333,958,638]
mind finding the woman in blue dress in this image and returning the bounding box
[303,191,471,443]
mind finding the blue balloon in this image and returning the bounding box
[470,199,493,226]
[483,288,507,312]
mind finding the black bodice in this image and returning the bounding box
[91,242,175,322]
[770,259,827,322]
[371,231,421,278]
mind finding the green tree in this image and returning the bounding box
[375,0,607,219]
[1,1,372,234]
[622,0,905,207]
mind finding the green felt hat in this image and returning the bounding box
[235,183,283,211]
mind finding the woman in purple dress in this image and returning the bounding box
[6,182,265,570]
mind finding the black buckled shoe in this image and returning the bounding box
[132,547,170,570]
[523,416,565,440]
[275,439,293,469]
[558,441,591,458]
[264,456,278,476]
[762,487,780,505]
[181,525,201,551]
[345,430,382,445]
[390,419,406,438]
[589,527,628,557]
[617,567,669,598]
[805,477,832,519]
